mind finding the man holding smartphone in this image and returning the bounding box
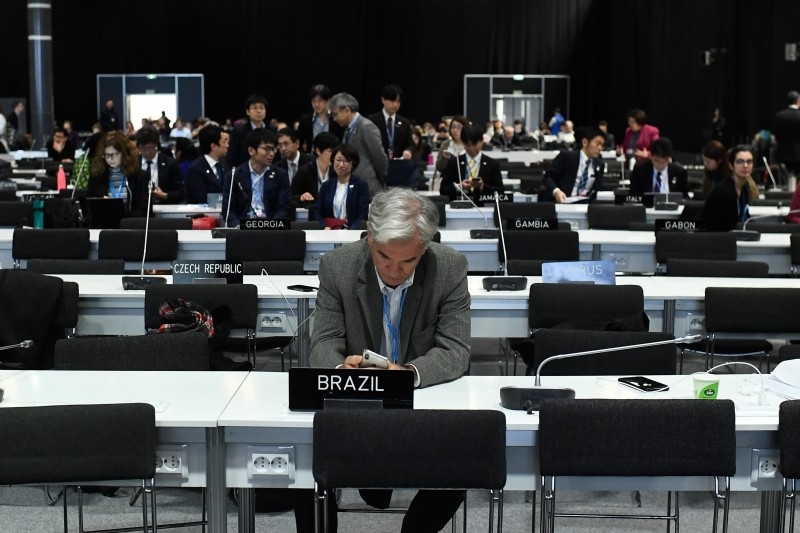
[439,121,504,203]
[307,187,471,533]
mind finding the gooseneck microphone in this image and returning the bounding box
[225,166,237,228]
[450,153,499,239]
[734,207,800,241]
[482,191,528,291]
[763,157,778,190]
[0,340,34,351]
[122,179,167,290]
[499,334,702,413]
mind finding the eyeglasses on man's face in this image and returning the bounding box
[258,145,277,154]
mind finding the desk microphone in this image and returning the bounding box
[450,155,499,238]
[733,208,800,241]
[450,152,474,209]
[499,334,702,413]
[482,191,527,291]
[72,145,91,200]
[763,157,778,190]
[225,166,237,228]
[122,180,166,290]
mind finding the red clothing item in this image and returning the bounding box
[622,123,660,161]
[788,181,800,223]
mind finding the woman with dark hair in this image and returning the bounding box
[700,144,760,231]
[173,137,198,177]
[313,144,369,230]
[87,131,149,214]
[435,115,469,174]
[622,108,660,163]
[412,126,432,165]
[700,140,730,196]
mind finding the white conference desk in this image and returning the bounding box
[220,372,786,533]
[0,370,248,533]
[1,227,794,275]
[48,274,800,370]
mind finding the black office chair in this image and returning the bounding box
[511,283,647,375]
[98,229,179,271]
[586,204,646,230]
[0,200,33,227]
[538,399,736,533]
[493,202,556,228]
[0,270,78,369]
[120,217,194,230]
[679,200,706,221]
[655,231,737,274]
[664,259,772,371]
[26,258,126,274]
[54,333,209,531]
[791,234,800,277]
[12,228,91,268]
[704,287,800,371]
[55,332,210,370]
[290,220,322,230]
[0,403,157,533]
[313,409,506,533]
[532,329,675,376]
[780,400,800,533]
[144,283,258,367]
[502,230,579,276]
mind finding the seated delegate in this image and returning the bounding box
[313,144,369,230]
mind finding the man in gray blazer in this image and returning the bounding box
[329,92,388,198]
[309,187,470,532]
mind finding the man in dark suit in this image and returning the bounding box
[228,94,270,168]
[296,84,344,154]
[774,90,800,175]
[275,127,314,186]
[629,137,688,197]
[135,127,185,204]
[542,127,606,203]
[366,84,415,160]
[329,92,388,198]
[308,187,469,533]
[290,132,338,219]
[184,124,229,204]
[439,122,504,203]
[222,129,290,227]
[99,98,120,132]
[46,126,76,162]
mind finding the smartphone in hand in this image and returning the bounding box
[360,349,390,369]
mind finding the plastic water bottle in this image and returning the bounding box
[33,198,45,229]
[56,164,67,191]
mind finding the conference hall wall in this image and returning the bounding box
[2,0,798,152]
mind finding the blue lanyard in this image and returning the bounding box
[382,288,408,363]
[112,177,126,198]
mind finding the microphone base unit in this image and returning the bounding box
[731,230,761,241]
[482,276,528,291]
[654,202,679,211]
[211,228,237,238]
[470,228,500,239]
[450,200,473,209]
[122,276,168,291]
[500,386,576,411]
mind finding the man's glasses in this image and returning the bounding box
[258,145,277,154]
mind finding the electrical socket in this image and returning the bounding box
[686,313,705,334]
[308,253,324,264]
[155,445,189,480]
[750,448,780,487]
[607,253,629,269]
[247,445,295,482]
[258,313,288,332]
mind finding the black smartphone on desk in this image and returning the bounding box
[287,284,317,292]
[618,376,669,392]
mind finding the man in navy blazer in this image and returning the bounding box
[629,137,689,197]
[542,127,606,203]
[439,122,504,203]
[184,124,230,204]
[222,129,290,227]
[135,128,185,204]
[366,84,415,160]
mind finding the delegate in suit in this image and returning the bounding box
[309,187,470,532]
[135,127,185,204]
[184,124,229,204]
[366,84,415,160]
[329,92,388,198]
[774,90,800,174]
[439,122,504,202]
[222,129,290,228]
[542,126,606,203]
[628,137,689,197]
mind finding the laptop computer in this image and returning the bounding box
[83,197,125,229]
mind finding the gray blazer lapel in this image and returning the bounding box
[356,255,383,351]
[398,252,427,363]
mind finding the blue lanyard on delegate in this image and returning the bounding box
[382,288,408,363]
[112,177,126,199]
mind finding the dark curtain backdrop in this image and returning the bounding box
[3,0,798,152]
